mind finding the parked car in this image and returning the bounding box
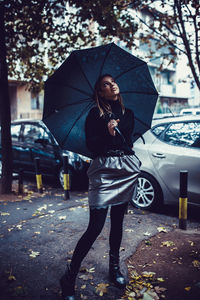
[132,115,200,210]
[0,119,90,189]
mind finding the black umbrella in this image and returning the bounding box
[43,43,158,158]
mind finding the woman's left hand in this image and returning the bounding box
[107,119,120,136]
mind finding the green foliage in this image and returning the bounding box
[4,0,92,93]
[4,0,200,91]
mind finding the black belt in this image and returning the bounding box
[104,150,125,157]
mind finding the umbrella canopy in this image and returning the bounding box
[43,43,158,158]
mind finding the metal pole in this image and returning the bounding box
[18,168,24,194]
[63,155,70,200]
[179,170,188,230]
[34,157,43,193]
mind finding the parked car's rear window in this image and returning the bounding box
[11,124,21,141]
[23,124,47,143]
[162,121,200,148]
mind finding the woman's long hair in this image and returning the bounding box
[94,74,125,117]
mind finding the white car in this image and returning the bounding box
[132,115,200,210]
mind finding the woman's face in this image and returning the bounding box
[99,76,120,101]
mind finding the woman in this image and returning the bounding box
[60,74,141,300]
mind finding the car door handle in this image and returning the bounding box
[152,152,166,158]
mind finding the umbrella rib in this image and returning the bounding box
[43,98,93,120]
[73,52,94,94]
[47,82,92,98]
[60,102,94,148]
[114,62,146,80]
[99,43,113,77]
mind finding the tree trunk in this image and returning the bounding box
[0,2,13,193]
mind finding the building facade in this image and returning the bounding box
[8,80,43,121]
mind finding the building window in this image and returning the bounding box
[31,93,40,110]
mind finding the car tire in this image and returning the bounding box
[59,167,74,190]
[131,172,163,210]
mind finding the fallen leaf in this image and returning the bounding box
[154,286,167,293]
[125,229,134,232]
[142,271,156,278]
[144,232,151,236]
[128,291,136,297]
[69,207,76,211]
[8,275,16,281]
[189,240,194,246]
[80,294,88,299]
[95,283,109,296]
[16,225,22,230]
[8,227,14,232]
[29,250,40,258]
[157,277,165,282]
[157,226,168,233]
[37,205,47,211]
[58,216,67,220]
[81,284,86,289]
[145,240,152,246]
[192,260,200,268]
[143,290,159,300]
[87,267,95,273]
[79,274,93,281]
[161,241,175,247]
[1,212,10,216]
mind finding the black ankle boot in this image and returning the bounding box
[59,264,77,300]
[109,254,126,289]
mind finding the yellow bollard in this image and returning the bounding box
[179,170,188,230]
[63,155,70,200]
[34,157,43,193]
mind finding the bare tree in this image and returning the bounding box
[69,0,200,90]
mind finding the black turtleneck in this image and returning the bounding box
[85,100,135,158]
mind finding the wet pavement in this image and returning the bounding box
[0,187,199,300]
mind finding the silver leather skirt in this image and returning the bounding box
[87,154,141,209]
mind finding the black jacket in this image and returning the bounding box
[85,100,135,158]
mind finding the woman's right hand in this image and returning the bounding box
[107,119,120,136]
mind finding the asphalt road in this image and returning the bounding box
[0,186,199,300]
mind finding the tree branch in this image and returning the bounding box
[193,14,200,74]
[175,0,200,89]
[136,14,186,55]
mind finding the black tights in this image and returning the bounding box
[70,202,128,270]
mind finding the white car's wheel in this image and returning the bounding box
[131,173,162,210]
[59,167,73,190]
